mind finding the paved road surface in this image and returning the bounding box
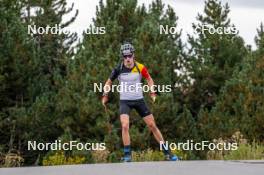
[0,160,263,175]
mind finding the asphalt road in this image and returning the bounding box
[0,160,263,175]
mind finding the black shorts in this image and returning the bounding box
[119,99,151,118]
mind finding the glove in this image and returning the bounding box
[150,92,157,103]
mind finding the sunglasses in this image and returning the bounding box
[123,54,133,59]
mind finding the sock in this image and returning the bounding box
[161,143,171,155]
[124,145,131,156]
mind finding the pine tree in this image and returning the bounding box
[255,23,264,56]
[185,0,247,118]
[0,0,39,163]
[0,0,79,165]
[22,0,78,96]
[24,0,79,164]
[206,23,264,141]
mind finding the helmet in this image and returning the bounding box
[120,42,135,57]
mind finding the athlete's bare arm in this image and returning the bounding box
[146,75,157,102]
[102,79,112,105]
[146,75,155,93]
[104,79,112,91]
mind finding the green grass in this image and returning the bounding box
[224,142,264,160]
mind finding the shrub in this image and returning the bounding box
[107,150,123,163]
[132,149,164,162]
[207,131,264,160]
[131,148,187,162]
[42,151,86,166]
[1,150,24,167]
[91,149,110,163]
[4,153,24,167]
[224,142,264,160]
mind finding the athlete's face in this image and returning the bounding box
[123,54,134,68]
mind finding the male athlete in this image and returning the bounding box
[101,42,179,162]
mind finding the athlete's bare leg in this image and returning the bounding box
[144,114,179,160]
[143,114,165,144]
[120,114,130,145]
